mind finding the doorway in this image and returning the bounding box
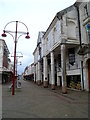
[60,76,62,87]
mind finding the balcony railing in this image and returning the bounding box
[66,62,79,71]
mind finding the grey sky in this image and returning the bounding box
[0,0,76,74]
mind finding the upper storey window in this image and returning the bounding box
[46,37,48,51]
[67,21,76,39]
[53,27,56,44]
[84,5,88,17]
[84,2,90,18]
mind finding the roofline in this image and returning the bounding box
[56,4,75,19]
[43,3,76,39]
[43,15,58,39]
[33,47,37,55]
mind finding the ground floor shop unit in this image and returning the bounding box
[0,71,13,84]
[24,74,34,81]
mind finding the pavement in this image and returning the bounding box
[2,79,89,119]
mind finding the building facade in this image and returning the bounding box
[8,58,13,82]
[23,63,34,81]
[0,39,13,84]
[77,1,90,92]
[32,1,90,92]
[33,32,45,85]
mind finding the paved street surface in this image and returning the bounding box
[2,79,88,118]
[0,85,2,120]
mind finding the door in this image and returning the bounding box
[60,76,62,87]
[55,73,57,86]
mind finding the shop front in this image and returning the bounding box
[67,75,81,90]
[2,71,13,84]
[2,71,8,84]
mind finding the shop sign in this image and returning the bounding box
[3,72,8,75]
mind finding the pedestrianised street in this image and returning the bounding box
[2,79,88,118]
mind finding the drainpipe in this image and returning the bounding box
[76,6,82,47]
[75,4,84,90]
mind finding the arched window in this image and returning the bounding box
[67,21,76,39]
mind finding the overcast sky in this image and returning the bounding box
[0,0,76,74]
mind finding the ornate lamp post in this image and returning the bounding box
[11,51,23,82]
[2,21,30,95]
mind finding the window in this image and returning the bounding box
[48,59,51,65]
[46,38,48,43]
[39,47,41,55]
[53,27,56,44]
[58,54,61,68]
[84,5,88,17]
[46,38,48,50]
[39,47,41,59]
[68,48,75,66]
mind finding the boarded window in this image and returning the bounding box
[68,48,75,66]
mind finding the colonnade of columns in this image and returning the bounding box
[43,56,48,87]
[51,52,55,90]
[34,44,67,93]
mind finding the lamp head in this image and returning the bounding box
[25,32,30,39]
[2,30,7,37]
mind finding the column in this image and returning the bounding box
[43,56,48,88]
[61,44,67,93]
[34,64,36,83]
[37,61,41,85]
[51,52,55,90]
[36,63,38,84]
[57,61,60,86]
[49,65,51,85]
[80,61,84,90]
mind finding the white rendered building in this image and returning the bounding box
[77,1,90,92]
[33,1,90,92]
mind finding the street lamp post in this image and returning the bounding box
[1,21,30,95]
[11,51,23,82]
